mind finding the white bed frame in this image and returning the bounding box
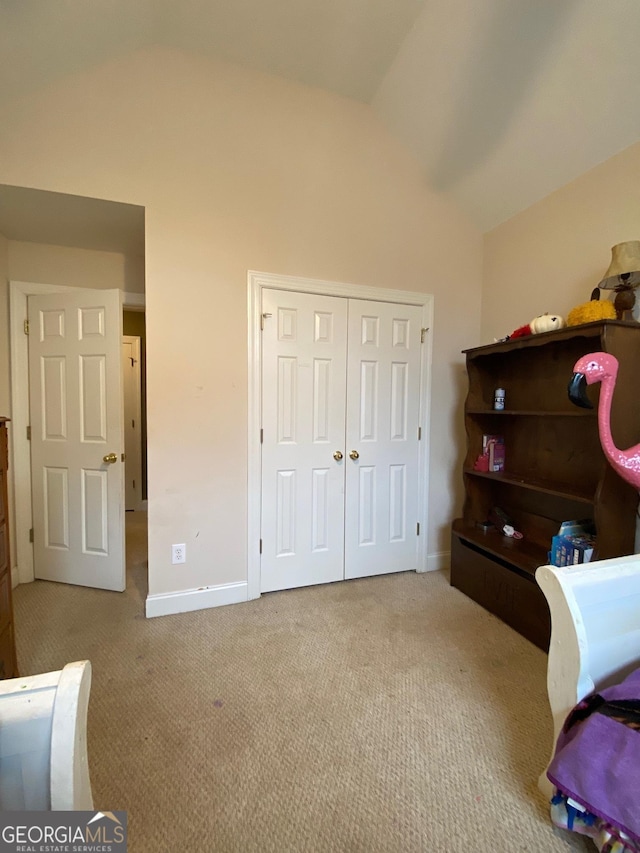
[0,660,93,810]
[536,556,640,797]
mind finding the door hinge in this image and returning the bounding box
[26,425,31,441]
[259,539,263,554]
[418,426,421,440]
[260,313,272,331]
[24,319,30,335]
[260,428,263,444]
[420,327,429,343]
[416,523,420,536]
[29,528,34,543]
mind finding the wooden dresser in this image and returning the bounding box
[0,418,18,678]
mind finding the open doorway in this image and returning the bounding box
[2,184,147,601]
[123,308,148,603]
[123,310,147,512]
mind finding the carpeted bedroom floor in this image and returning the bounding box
[13,512,590,852]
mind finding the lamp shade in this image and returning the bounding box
[599,241,640,289]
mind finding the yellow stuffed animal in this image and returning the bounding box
[567,288,616,326]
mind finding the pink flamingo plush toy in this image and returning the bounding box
[568,352,640,490]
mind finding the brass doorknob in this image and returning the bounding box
[103,453,118,464]
[349,450,359,460]
[333,451,343,461]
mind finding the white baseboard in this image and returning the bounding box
[14,562,34,586]
[145,581,248,618]
[419,551,450,573]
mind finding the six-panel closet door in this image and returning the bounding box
[261,289,348,592]
[344,299,422,579]
[260,288,422,593]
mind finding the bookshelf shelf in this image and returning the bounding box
[462,468,596,504]
[466,408,596,417]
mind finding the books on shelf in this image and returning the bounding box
[550,519,596,567]
[482,434,505,472]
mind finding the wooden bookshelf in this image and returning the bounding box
[451,321,640,650]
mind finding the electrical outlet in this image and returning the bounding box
[172,543,186,564]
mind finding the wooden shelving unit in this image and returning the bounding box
[451,321,640,650]
[0,418,18,678]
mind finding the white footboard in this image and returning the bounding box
[0,660,93,810]
[535,556,640,798]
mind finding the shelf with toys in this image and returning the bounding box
[451,319,640,650]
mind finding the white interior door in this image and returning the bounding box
[344,300,422,579]
[260,289,348,592]
[260,289,423,592]
[122,335,142,512]
[28,289,126,592]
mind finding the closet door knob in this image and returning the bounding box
[349,450,359,460]
[333,451,343,461]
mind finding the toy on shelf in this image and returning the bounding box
[501,312,566,341]
[568,352,640,491]
[550,519,596,567]
[567,288,616,327]
[488,505,523,539]
[473,434,505,472]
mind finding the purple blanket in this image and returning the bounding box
[547,666,640,844]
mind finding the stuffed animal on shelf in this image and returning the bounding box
[569,352,640,490]
[567,288,617,327]
[506,313,566,340]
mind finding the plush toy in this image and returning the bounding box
[567,288,617,327]
[507,313,566,339]
[509,322,535,339]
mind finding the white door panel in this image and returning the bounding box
[260,290,423,591]
[344,300,422,579]
[29,289,125,591]
[260,289,348,592]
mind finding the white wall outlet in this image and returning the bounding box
[172,543,186,564]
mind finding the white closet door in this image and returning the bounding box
[344,300,422,579]
[260,289,348,592]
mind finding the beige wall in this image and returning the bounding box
[7,240,143,292]
[0,46,483,599]
[483,142,640,344]
[0,237,144,445]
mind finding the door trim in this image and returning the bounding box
[122,335,143,511]
[247,270,434,601]
[9,280,145,585]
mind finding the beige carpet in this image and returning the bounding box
[13,513,590,852]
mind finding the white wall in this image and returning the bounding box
[0,46,483,603]
[483,142,640,343]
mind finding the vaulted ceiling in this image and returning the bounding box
[2,0,639,237]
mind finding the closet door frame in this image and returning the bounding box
[247,271,434,601]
